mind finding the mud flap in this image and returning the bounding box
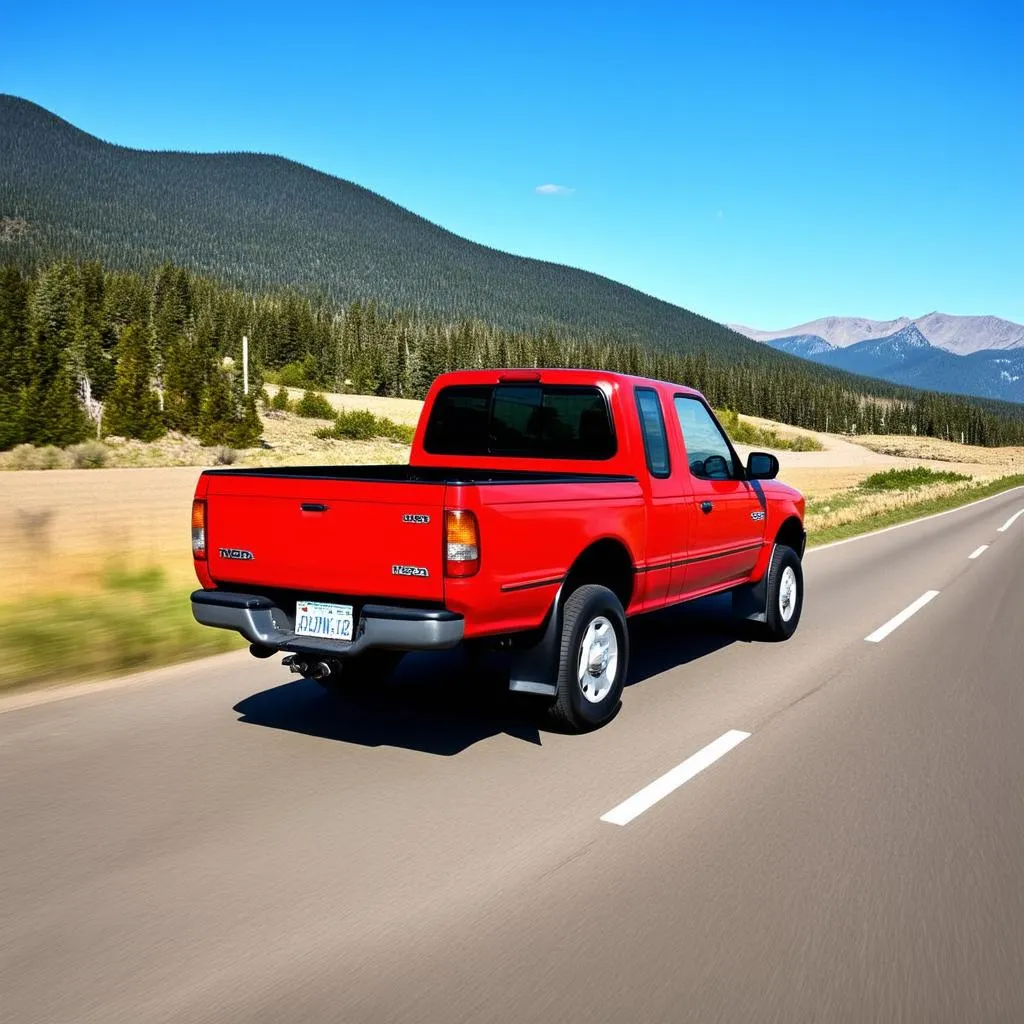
[508,586,563,697]
[732,544,776,623]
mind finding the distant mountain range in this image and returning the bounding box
[731,313,1024,356]
[730,315,1024,403]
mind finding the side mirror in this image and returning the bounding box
[746,452,779,480]
[702,454,730,479]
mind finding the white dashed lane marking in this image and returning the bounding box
[997,509,1024,533]
[864,591,940,644]
[600,730,751,826]
[969,545,989,560]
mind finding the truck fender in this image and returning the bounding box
[508,583,564,697]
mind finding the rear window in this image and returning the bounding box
[423,385,616,460]
[635,387,671,478]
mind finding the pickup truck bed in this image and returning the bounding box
[196,464,639,602]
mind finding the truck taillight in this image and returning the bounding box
[445,510,479,578]
[191,499,207,560]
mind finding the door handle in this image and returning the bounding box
[700,501,713,514]
[300,503,330,512]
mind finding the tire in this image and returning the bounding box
[317,650,404,696]
[760,545,803,641]
[547,585,629,733]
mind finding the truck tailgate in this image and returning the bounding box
[202,472,447,600]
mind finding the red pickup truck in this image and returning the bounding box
[191,369,805,731]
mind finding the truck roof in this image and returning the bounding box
[429,367,705,398]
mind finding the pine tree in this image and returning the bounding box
[198,362,263,448]
[103,324,164,440]
[228,390,262,448]
[162,335,208,434]
[198,364,234,446]
[34,358,91,446]
[0,388,20,450]
[0,264,31,393]
[0,264,30,446]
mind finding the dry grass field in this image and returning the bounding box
[0,426,409,599]
[850,433,1024,469]
[277,387,423,426]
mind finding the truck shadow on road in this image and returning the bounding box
[233,594,749,756]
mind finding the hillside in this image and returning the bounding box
[1,94,770,364]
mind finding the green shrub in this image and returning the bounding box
[788,434,825,452]
[37,445,66,469]
[316,409,415,443]
[715,407,776,446]
[214,446,239,465]
[270,386,292,412]
[294,391,335,419]
[859,467,971,491]
[276,362,307,388]
[68,441,109,468]
[322,408,378,440]
[9,444,39,469]
[382,420,415,444]
[8,444,67,469]
[715,408,823,452]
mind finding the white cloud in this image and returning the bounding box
[535,183,574,196]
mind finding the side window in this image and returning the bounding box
[673,397,735,480]
[635,388,671,478]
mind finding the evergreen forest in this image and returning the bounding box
[3,259,1023,452]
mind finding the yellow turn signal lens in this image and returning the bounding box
[444,509,479,577]
[191,499,207,560]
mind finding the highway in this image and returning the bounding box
[2,488,1023,1024]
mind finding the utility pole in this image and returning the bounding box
[242,336,249,395]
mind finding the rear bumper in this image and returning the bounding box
[190,590,464,657]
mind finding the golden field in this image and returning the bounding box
[0,418,409,599]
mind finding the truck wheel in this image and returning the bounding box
[761,545,803,641]
[548,585,629,732]
[318,651,403,696]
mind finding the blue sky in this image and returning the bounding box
[3,1,1022,327]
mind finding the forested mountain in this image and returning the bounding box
[2,94,773,362]
[3,260,1024,454]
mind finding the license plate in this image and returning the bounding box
[295,600,354,641]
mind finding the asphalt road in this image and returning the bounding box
[2,488,1023,1024]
